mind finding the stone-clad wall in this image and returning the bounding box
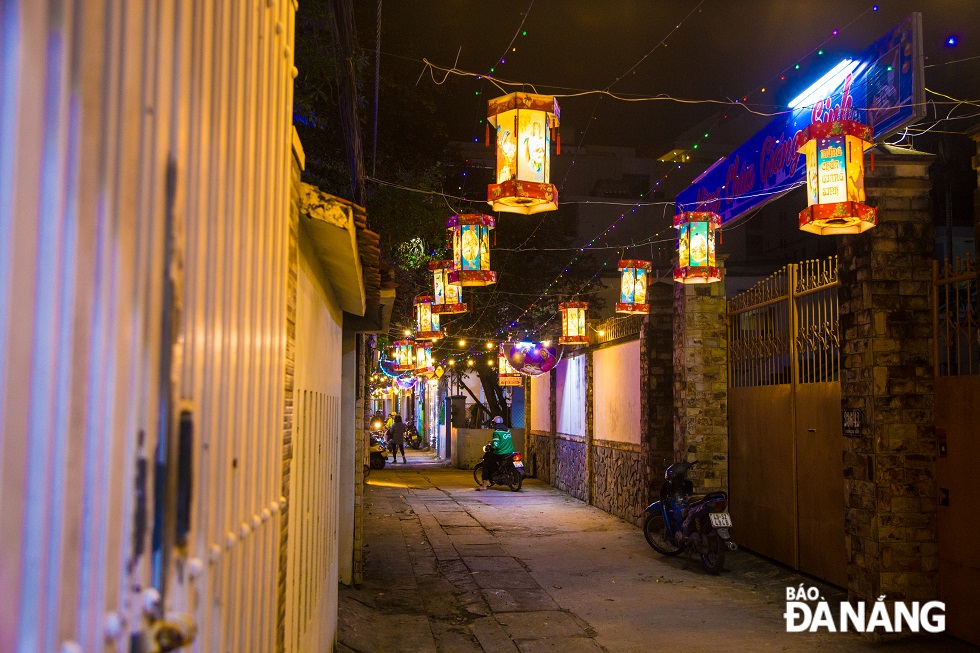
[839,146,938,608]
[553,436,587,501]
[591,440,645,525]
[531,431,553,482]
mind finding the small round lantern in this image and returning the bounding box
[674,211,722,284]
[414,341,434,374]
[487,92,560,214]
[797,120,877,235]
[393,339,415,372]
[429,260,468,314]
[498,344,522,386]
[413,296,443,340]
[559,302,588,345]
[616,260,652,314]
[448,214,497,286]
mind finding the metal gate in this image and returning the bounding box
[728,256,846,587]
[933,255,980,646]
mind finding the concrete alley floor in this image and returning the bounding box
[338,450,975,653]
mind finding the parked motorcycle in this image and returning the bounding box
[406,423,424,450]
[472,445,524,491]
[642,460,735,574]
[369,431,388,470]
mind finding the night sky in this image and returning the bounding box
[365,0,979,154]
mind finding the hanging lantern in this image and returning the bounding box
[429,260,468,314]
[393,339,415,372]
[507,341,559,376]
[413,296,443,340]
[616,260,652,314]
[448,214,497,286]
[498,343,522,386]
[487,92,560,214]
[798,120,876,235]
[559,302,588,345]
[674,211,722,284]
[414,341,434,374]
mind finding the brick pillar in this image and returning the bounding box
[969,124,980,258]
[838,145,937,614]
[672,261,728,492]
[642,280,675,503]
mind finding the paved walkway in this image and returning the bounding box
[339,450,973,652]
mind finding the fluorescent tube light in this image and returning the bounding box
[788,59,859,109]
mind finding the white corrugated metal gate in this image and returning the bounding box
[0,1,298,651]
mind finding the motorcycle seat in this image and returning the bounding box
[686,490,727,507]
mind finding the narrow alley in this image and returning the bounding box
[339,451,969,653]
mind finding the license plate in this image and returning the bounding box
[513,461,524,470]
[709,512,732,528]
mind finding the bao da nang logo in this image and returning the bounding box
[784,586,945,633]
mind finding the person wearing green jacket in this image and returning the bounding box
[477,416,513,490]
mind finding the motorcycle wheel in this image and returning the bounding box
[363,463,371,478]
[473,462,485,486]
[643,512,683,556]
[505,469,522,492]
[699,522,726,574]
[370,454,386,470]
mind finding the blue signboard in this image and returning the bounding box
[676,13,924,224]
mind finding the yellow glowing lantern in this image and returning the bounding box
[448,214,497,286]
[674,211,722,284]
[393,339,414,372]
[798,120,876,235]
[414,341,434,374]
[498,344,522,386]
[429,260,468,314]
[616,260,652,314]
[559,302,588,345]
[487,92,560,214]
[414,296,443,340]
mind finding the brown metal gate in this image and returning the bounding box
[728,257,846,587]
[933,255,980,647]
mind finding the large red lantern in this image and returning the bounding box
[616,260,652,314]
[487,92,560,214]
[448,214,497,287]
[674,211,722,284]
[798,119,876,235]
[414,296,443,340]
[559,302,588,345]
[429,260,468,314]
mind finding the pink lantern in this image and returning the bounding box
[448,214,497,287]
[414,296,443,340]
[429,260,468,314]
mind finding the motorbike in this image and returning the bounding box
[405,423,424,450]
[472,444,525,492]
[368,431,388,470]
[642,460,736,574]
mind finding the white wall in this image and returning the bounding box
[286,234,344,652]
[0,2,297,652]
[530,373,551,432]
[556,355,587,437]
[592,341,641,443]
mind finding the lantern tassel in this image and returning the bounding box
[719,229,723,245]
[556,128,561,155]
[486,123,490,147]
[871,150,875,172]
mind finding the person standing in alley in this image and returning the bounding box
[386,414,407,464]
[477,416,513,490]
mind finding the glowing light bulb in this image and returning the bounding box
[403,329,411,336]
[458,339,467,347]
[542,340,551,347]
[466,359,474,366]
[486,341,494,349]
